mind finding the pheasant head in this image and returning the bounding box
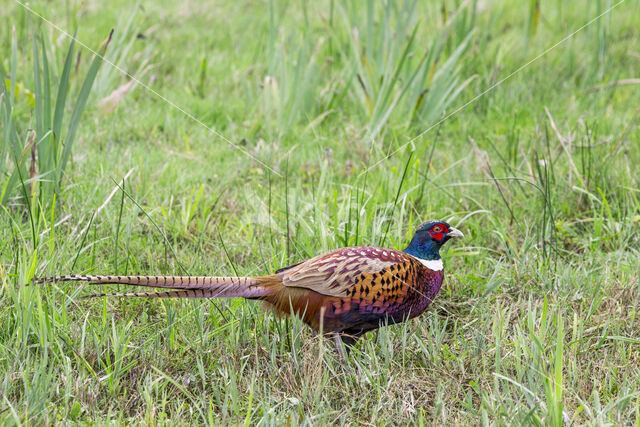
[403,219,464,261]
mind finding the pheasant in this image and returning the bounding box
[34,219,463,357]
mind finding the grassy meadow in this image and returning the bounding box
[1,0,640,424]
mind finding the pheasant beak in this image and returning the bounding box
[446,227,464,238]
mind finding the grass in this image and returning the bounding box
[1,0,640,424]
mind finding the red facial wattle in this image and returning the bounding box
[429,231,444,240]
[428,225,449,241]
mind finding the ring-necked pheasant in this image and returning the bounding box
[34,219,463,357]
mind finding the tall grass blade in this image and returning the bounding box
[0,27,27,206]
[59,29,113,184]
[52,30,76,150]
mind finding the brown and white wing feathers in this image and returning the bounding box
[277,247,415,297]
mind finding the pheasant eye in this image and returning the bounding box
[431,225,442,233]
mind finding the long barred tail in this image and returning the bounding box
[32,274,277,299]
[85,289,240,299]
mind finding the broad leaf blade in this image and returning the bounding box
[52,29,77,151]
[59,30,113,184]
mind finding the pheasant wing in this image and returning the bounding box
[278,247,415,297]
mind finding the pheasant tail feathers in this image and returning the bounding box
[32,275,279,299]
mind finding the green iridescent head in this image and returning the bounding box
[403,220,464,260]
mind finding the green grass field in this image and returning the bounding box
[1,0,639,424]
